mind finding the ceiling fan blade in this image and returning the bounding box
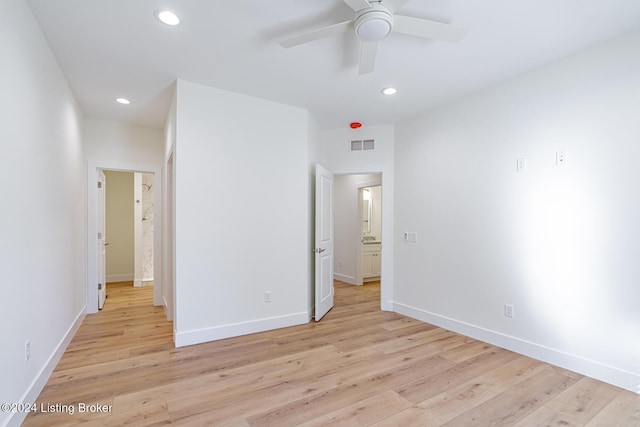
[359,41,378,75]
[343,0,372,12]
[393,15,468,43]
[279,20,353,48]
[381,0,410,13]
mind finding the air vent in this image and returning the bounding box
[350,139,375,151]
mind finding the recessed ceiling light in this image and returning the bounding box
[116,98,131,105]
[156,10,180,26]
[381,87,397,96]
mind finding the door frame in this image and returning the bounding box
[86,160,163,314]
[354,178,382,286]
[164,152,175,322]
[324,168,392,312]
[97,170,106,309]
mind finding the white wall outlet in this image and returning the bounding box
[516,158,527,172]
[504,304,514,318]
[556,151,568,166]
[25,341,31,362]
[264,291,272,303]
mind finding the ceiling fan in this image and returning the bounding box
[279,0,468,75]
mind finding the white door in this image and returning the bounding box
[315,164,334,321]
[97,170,107,309]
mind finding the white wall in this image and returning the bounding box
[394,30,640,392]
[0,1,85,425]
[173,79,310,346]
[334,174,382,284]
[85,118,164,166]
[84,118,164,313]
[320,125,394,309]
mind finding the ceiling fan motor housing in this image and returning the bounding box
[355,4,393,42]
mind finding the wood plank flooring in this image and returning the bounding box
[23,281,640,426]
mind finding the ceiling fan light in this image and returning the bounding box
[357,19,391,41]
[355,10,393,41]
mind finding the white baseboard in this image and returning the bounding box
[6,307,86,427]
[334,273,356,285]
[175,312,309,348]
[393,302,640,394]
[107,274,133,283]
[134,280,153,287]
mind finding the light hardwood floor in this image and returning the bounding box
[24,281,639,426]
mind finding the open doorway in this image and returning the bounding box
[87,161,163,315]
[360,185,382,283]
[103,170,155,297]
[312,165,391,319]
[333,173,382,286]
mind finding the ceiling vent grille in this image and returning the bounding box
[350,139,375,151]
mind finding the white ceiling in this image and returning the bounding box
[26,0,640,129]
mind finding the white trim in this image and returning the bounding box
[107,274,134,283]
[164,151,176,328]
[174,312,309,347]
[329,168,393,311]
[87,160,163,314]
[393,301,640,394]
[333,273,357,285]
[6,308,85,427]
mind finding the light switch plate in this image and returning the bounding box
[505,304,514,318]
[516,158,527,172]
[404,232,418,243]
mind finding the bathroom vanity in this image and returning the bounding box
[362,241,381,280]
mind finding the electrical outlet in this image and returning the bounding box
[264,291,272,303]
[556,151,567,166]
[516,158,527,172]
[25,341,31,362]
[504,304,514,318]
